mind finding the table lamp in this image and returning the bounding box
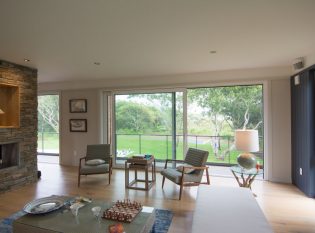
[235,129,259,169]
[0,108,4,114]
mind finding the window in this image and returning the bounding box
[37,94,60,158]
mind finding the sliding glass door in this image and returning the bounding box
[113,91,184,165]
[107,84,264,173]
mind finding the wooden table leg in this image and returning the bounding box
[135,169,138,181]
[153,160,156,182]
[125,161,129,188]
[145,165,149,190]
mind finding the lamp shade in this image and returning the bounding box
[235,129,259,152]
[0,108,4,114]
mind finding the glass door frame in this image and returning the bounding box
[102,80,268,180]
[109,88,187,168]
[37,91,61,163]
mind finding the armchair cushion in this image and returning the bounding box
[80,163,110,175]
[161,168,202,184]
[176,163,196,174]
[85,159,105,166]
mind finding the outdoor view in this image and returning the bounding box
[187,85,263,166]
[115,85,264,167]
[115,92,184,162]
[37,95,59,155]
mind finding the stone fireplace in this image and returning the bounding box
[0,60,37,192]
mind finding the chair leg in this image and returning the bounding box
[109,170,111,185]
[179,175,184,200]
[179,183,183,200]
[206,167,210,185]
[162,176,165,188]
[78,174,81,187]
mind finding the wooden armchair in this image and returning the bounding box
[78,144,112,187]
[161,148,210,200]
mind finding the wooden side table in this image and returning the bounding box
[125,156,156,191]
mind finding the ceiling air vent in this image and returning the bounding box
[292,57,304,71]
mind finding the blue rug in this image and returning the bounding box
[150,209,173,233]
[0,209,173,233]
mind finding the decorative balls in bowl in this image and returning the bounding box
[237,153,257,169]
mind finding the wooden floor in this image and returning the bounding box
[1,163,315,233]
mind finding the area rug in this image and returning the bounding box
[0,208,173,233]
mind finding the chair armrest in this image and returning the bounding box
[103,155,112,164]
[79,157,86,170]
[79,157,86,164]
[164,159,185,169]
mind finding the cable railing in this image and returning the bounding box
[115,133,264,167]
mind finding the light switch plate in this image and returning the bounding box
[294,75,300,85]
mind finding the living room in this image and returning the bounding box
[1,1,315,233]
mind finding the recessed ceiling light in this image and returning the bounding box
[24,59,30,62]
[209,51,217,54]
[94,62,101,65]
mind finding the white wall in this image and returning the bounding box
[40,67,292,183]
[268,79,291,183]
[39,66,290,91]
[59,89,101,166]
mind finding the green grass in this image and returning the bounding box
[37,132,59,153]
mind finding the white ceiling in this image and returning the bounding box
[0,0,314,83]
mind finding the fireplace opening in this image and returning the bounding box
[0,142,19,169]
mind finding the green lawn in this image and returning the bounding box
[37,132,59,153]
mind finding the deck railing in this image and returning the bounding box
[115,133,263,166]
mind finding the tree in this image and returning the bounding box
[38,95,59,132]
[220,86,263,131]
[127,93,183,133]
[188,86,263,133]
[115,101,166,133]
[188,85,263,158]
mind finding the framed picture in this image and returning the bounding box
[69,99,87,113]
[69,119,87,132]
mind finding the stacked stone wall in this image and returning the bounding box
[0,60,38,192]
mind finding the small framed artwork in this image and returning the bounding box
[69,119,87,132]
[69,99,87,113]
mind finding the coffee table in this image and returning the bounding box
[13,199,155,233]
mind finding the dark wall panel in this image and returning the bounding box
[291,65,315,197]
